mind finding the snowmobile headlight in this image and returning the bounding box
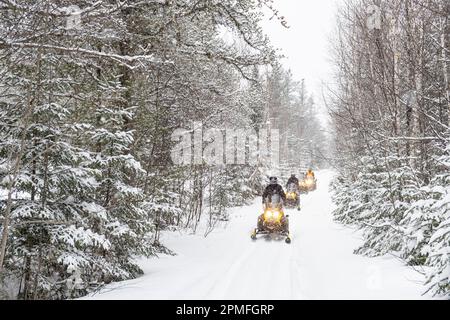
[275,211,282,220]
[264,210,279,220]
[287,192,296,199]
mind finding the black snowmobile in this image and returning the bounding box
[251,195,291,244]
[285,182,300,211]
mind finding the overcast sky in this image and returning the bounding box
[260,0,343,125]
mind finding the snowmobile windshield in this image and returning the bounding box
[287,183,297,192]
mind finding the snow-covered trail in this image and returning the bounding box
[85,170,427,300]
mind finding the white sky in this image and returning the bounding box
[260,0,343,126]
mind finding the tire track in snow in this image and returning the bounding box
[205,232,260,299]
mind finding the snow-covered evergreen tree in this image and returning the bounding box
[0,0,280,299]
[329,0,449,297]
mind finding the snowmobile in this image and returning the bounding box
[304,176,317,191]
[299,176,317,193]
[285,183,300,211]
[251,195,291,244]
[298,178,309,194]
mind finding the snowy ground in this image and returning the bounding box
[84,170,429,300]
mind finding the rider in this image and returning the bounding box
[262,176,286,206]
[259,176,289,233]
[286,174,299,188]
[286,174,301,210]
[306,168,315,179]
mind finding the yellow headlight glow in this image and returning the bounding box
[264,209,282,221]
[264,210,279,220]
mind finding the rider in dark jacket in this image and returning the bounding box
[259,176,289,234]
[286,174,299,188]
[262,177,286,204]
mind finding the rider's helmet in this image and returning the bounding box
[291,173,296,178]
[269,176,278,185]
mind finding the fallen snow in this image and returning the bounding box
[84,170,430,300]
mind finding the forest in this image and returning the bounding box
[0,0,325,299]
[329,0,449,296]
[0,0,448,300]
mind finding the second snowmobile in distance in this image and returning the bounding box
[251,194,291,244]
[285,182,300,211]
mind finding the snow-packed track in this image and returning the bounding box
[85,171,427,300]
